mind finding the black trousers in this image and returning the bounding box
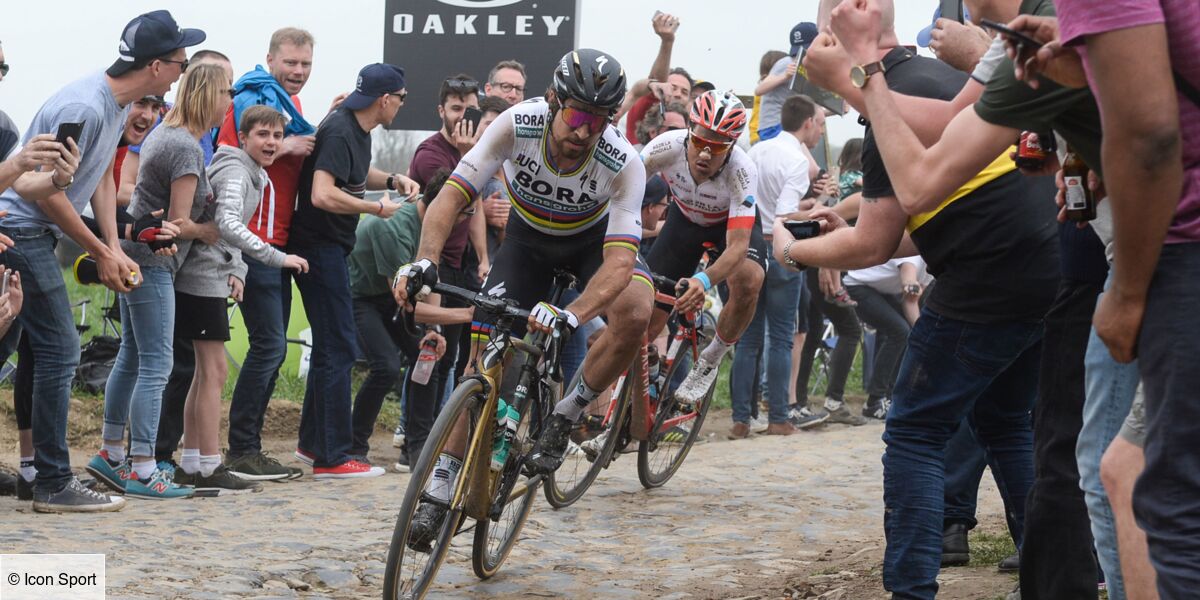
[1019,279,1101,600]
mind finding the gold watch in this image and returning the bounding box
[850,62,885,88]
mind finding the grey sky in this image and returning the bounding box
[1,0,937,147]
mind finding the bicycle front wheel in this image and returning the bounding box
[637,336,713,488]
[383,378,484,600]
[544,367,632,509]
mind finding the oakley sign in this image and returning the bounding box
[383,0,579,130]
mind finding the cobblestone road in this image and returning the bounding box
[1,414,1014,599]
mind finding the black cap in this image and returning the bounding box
[642,175,669,208]
[107,10,207,77]
[343,63,407,111]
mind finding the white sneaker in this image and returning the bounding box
[674,356,720,407]
[749,414,770,434]
[392,424,405,449]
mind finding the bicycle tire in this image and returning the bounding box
[543,367,632,509]
[383,378,484,600]
[637,335,713,488]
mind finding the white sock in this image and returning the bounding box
[102,443,126,463]
[553,377,601,421]
[425,453,463,503]
[199,455,221,477]
[699,334,736,365]
[824,397,844,412]
[19,457,35,482]
[181,449,201,474]
[131,459,156,480]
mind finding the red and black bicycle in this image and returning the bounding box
[545,274,716,507]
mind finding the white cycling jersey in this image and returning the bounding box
[446,98,645,253]
[640,129,759,230]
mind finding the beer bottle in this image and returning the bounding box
[1063,144,1097,222]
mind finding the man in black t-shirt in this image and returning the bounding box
[773,3,1060,597]
[287,63,419,478]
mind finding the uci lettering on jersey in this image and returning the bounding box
[640,129,759,230]
[447,98,645,251]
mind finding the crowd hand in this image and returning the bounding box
[803,31,853,94]
[282,253,310,273]
[0,211,12,253]
[1094,286,1143,364]
[0,269,23,324]
[929,18,992,73]
[818,268,844,298]
[1010,132,1062,177]
[375,192,403,219]
[1052,168,1104,228]
[651,11,680,43]
[1005,15,1086,89]
[528,301,578,336]
[420,330,448,360]
[328,92,349,113]
[12,134,77,176]
[830,0,887,63]
[281,135,316,157]
[98,248,139,293]
[818,175,840,199]
[228,275,244,303]
[675,277,707,314]
[392,173,420,198]
[452,118,478,154]
[477,258,490,284]
[196,221,221,245]
[483,191,509,228]
[806,207,850,233]
[132,209,179,243]
[392,258,439,307]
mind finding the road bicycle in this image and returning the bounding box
[544,273,715,508]
[382,270,576,600]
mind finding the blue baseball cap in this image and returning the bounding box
[917,5,971,47]
[343,63,407,111]
[790,22,819,57]
[642,175,669,208]
[107,10,206,77]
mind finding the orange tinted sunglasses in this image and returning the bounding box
[688,132,734,156]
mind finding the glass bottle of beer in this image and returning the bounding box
[1063,144,1097,222]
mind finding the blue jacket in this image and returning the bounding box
[232,66,316,137]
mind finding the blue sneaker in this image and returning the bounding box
[85,451,134,494]
[126,468,194,500]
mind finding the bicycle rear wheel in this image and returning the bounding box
[471,375,553,578]
[383,378,484,600]
[637,336,713,488]
[544,367,632,509]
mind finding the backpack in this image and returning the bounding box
[73,335,120,394]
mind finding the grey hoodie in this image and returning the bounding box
[175,145,287,297]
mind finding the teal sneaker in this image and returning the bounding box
[85,451,134,494]
[126,468,194,500]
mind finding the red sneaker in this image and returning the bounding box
[294,448,315,466]
[313,460,386,479]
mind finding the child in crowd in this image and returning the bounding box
[173,105,309,492]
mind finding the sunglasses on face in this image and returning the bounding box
[688,132,734,156]
[0,63,9,77]
[159,57,189,72]
[560,105,609,134]
[387,91,408,103]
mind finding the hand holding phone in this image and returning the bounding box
[463,106,483,132]
[980,19,1043,49]
[784,220,822,240]
[55,122,84,147]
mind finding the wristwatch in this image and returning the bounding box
[52,171,73,191]
[850,61,886,88]
[782,239,805,270]
[386,174,397,191]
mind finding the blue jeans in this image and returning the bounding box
[731,258,801,424]
[292,244,355,468]
[1133,243,1200,598]
[227,255,291,457]
[1077,274,1138,600]
[883,307,1041,600]
[0,227,80,493]
[103,267,175,458]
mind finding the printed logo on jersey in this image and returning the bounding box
[514,112,545,138]
[735,167,752,191]
[741,194,756,208]
[593,137,628,172]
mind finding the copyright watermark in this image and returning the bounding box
[1,554,104,599]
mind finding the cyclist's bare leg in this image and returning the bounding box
[713,259,765,343]
[646,306,672,350]
[576,278,654,394]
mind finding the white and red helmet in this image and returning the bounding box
[689,90,747,140]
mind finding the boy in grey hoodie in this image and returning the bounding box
[174,106,308,492]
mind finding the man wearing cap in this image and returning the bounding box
[287,63,419,478]
[753,22,818,143]
[0,9,203,512]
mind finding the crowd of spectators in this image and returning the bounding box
[0,3,1197,600]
